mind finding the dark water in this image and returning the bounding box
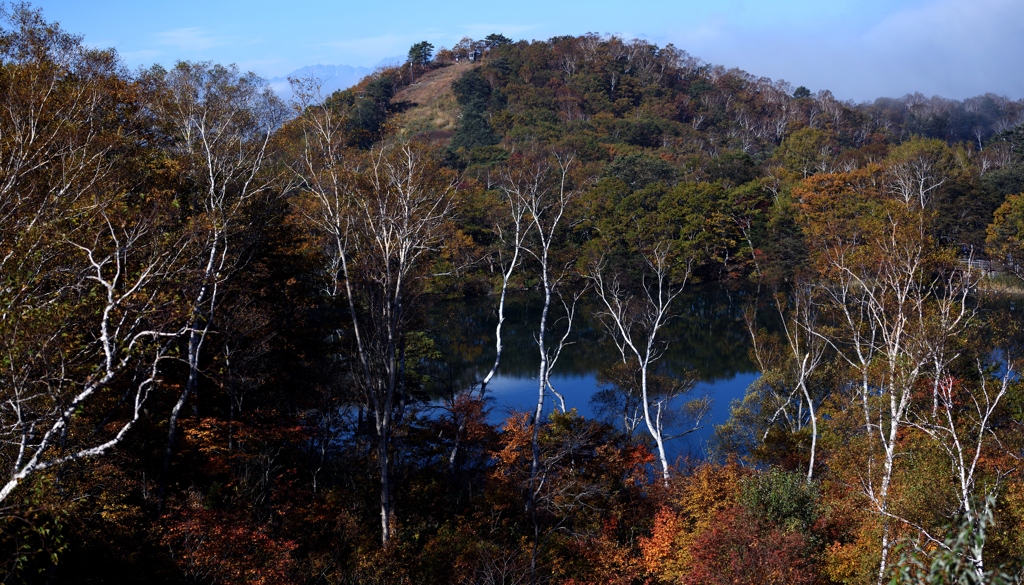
[422,283,759,459]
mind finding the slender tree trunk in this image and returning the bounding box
[160,235,220,504]
[876,454,894,585]
[377,427,391,544]
[589,249,685,484]
[875,401,901,585]
[529,267,551,512]
[480,244,518,395]
[801,375,818,483]
[639,362,670,483]
[159,315,207,506]
[480,285,508,395]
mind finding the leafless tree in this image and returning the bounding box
[811,192,974,584]
[0,211,182,504]
[589,245,700,483]
[0,6,183,505]
[499,152,588,503]
[291,90,458,542]
[479,169,533,394]
[905,357,1013,580]
[774,286,826,482]
[144,61,288,497]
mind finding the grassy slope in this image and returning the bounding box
[390,61,477,140]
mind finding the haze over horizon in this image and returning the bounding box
[28,0,1024,103]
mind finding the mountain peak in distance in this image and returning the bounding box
[269,63,373,102]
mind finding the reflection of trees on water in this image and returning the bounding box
[421,283,758,397]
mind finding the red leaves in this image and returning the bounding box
[162,508,297,585]
[684,507,816,585]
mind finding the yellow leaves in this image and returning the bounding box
[986,192,1024,265]
[990,479,1024,563]
[671,460,746,530]
[182,418,231,458]
[793,161,953,288]
[794,164,885,247]
[822,520,882,585]
[773,127,838,178]
[439,228,479,265]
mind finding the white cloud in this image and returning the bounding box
[660,0,1024,101]
[155,27,227,51]
[857,0,1024,98]
[118,48,162,64]
[866,0,1024,47]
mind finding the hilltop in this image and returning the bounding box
[390,60,478,140]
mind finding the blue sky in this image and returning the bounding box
[29,0,1024,102]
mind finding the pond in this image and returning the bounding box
[422,283,761,460]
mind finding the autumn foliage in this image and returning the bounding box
[4,5,1024,585]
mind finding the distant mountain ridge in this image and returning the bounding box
[268,57,404,103]
[268,64,372,102]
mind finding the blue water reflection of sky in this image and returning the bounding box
[484,371,759,461]
[425,287,761,461]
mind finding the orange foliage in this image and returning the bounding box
[556,517,645,585]
[639,505,682,574]
[492,412,533,469]
[640,460,748,582]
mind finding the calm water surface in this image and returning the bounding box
[424,283,760,459]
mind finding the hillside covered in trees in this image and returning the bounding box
[4,5,1024,584]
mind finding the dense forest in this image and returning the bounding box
[5,5,1024,584]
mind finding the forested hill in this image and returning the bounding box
[331,33,1024,282]
[391,34,1024,154]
